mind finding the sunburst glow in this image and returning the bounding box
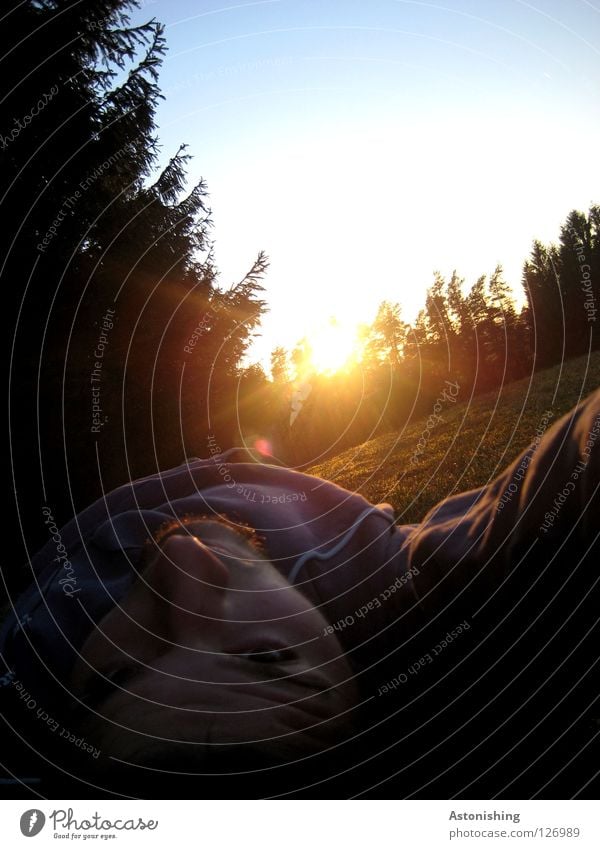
[302,318,362,375]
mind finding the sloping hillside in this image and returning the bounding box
[308,352,600,523]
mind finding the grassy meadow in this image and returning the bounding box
[308,352,600,523]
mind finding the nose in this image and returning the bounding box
[148,535,230,629]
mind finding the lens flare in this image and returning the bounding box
[254,438,272,456]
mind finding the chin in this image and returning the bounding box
[102,698,356,761]
[75,712,359,798]
[69,679,360,797]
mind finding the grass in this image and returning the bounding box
[307,352,600,523]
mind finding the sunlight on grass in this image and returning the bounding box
[308,352,600,523]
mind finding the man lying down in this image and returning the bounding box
[1,389,599,799]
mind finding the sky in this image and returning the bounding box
[131,0,600,370]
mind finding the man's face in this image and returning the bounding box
[69,519,358,770]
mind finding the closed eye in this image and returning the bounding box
[233,647,330,690]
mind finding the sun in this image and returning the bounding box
[302,318,361,375]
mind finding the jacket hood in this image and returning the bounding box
[0,449,417,708]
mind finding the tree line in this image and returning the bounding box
[235,206,599,466]
[2,1,597,567]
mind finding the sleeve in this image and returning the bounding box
[402,388,600,616]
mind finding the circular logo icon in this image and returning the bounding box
[19,810,45,837]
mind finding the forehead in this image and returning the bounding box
[139,516,263,571]
[184,518,260,549]
[143,518,299,595]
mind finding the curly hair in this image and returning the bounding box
[138,512,268,571]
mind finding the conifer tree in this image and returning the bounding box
[1,1,267,562]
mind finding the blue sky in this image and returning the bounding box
[131,0,600,368]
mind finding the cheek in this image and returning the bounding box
[75,597,157,671]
